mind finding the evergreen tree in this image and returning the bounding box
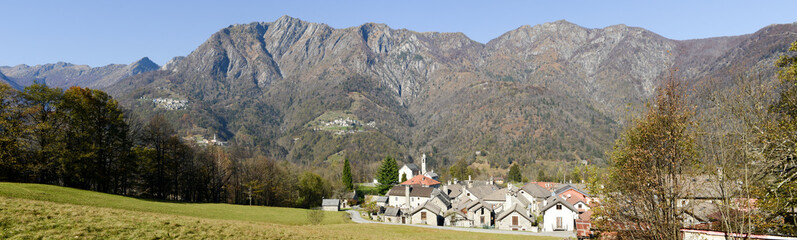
[376,155,398,194]
[507,164,522,182]
[401,173,407,183]
[342,158,353,191]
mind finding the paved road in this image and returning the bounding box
[346,210,576,238]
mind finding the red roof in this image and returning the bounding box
[401,174,441,186]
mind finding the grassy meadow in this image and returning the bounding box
[0,182,559,239]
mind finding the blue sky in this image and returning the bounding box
[2,0,795,67]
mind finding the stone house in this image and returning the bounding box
[321,199,340,211]
[410,201,444,226]
[496,203,534,231]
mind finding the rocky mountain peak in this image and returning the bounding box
[127,57,159,75]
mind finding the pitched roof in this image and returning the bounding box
[467,200,494,212]
[386,185,436,198]
[322,199,340,206]
[424,171,439,179]
[541,195,578,213]
[496,203,532,221]
[384,207,402,217]
[446,184,463,199]
[465,185,499,199]
[555,184,591,197]
[521,182,553,198]
[401,174,441,186]
[403,163,420,172]
[375,196,388,203]
[482,188,510,201]
[411,200,443,215]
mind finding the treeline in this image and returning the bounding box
[0,83,331,208]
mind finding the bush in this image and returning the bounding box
[306,208,325,225]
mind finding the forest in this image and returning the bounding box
[0,83,334,208]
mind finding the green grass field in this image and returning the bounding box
[0,182,559,239]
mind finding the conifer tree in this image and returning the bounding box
[342,158,353,191]
[376,156,398,194]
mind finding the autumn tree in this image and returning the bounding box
[0,83,24,181]
[20,83,65,183]
[759,40,797,234]
[598,76,697,239]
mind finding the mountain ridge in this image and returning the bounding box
[5,16,797,180]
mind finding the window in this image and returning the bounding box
[481,208,484,214]
[556,204,562,210]
[467,193,470,196]
[421,212,427,221]
[512,216,518,226]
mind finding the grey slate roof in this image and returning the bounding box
[376,196,388,203]
[521,183,552,199]
[446,184,463,199]
[384,207,402,217]
[404,163,420,172]
[496,203,532,221]
[541,196,578,213]
[322,199,340,206]
[411,200,443,215]
[386,185,435,198]
[466,185,499,199]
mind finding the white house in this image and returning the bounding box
[386,185,436,209]
[541,196,579,231]
[398,163,421,182]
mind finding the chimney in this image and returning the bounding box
[405,185,411,208]
[442,184,449,195]
[421,154,427,174]
[505,191,513,207]
[468,175,472,188]
[489,176,494,185]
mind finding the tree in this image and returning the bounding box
[342,158,353,191]
[759,40,797,234]
[297,171,330,208]
[376,155,398,194]
[21,83,65,184]
[0,83,24,181]
[401,173,407,183]
[597,76,697,239]
[507,164,522,183]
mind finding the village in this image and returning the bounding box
[321,154,748,239]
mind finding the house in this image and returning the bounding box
[410,201,445,226]
[555,184,591,203]
[385,185,436,209]
[384,207,406,223]
[322,199,340,211]
[467,201,495,227]
[401,174,441,188]
[541,196,579,231]
[340,190,358,209]
[375,196,389,208]
[444,209,472,227]
[520,183,552,214]
[496,203,534,231]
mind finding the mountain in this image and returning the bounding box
[14,16,797,178]
[0,57,159,90]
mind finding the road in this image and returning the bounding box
[346,210,576,238]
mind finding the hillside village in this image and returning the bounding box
[321,154,751,239]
